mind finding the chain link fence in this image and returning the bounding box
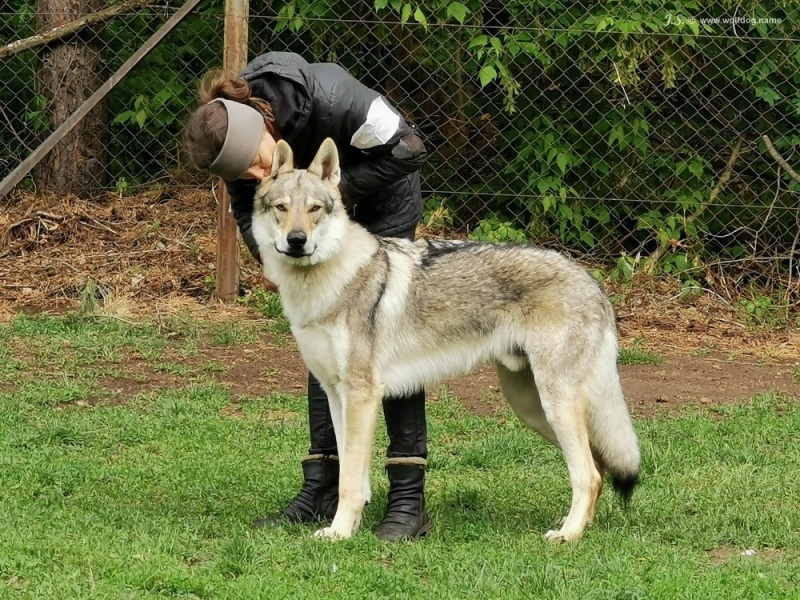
[2,1,799,320]
[0,2,223,191]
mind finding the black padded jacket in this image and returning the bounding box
[224,51,428,261]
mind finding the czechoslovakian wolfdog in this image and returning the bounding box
[250,138,641,543]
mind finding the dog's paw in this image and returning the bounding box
[544,528,583,543]
[544,529,569,544]
[314,526,350,541]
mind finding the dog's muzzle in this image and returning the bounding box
[276,229,313,258]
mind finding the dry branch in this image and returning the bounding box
[0,0,150,61]
[645,135,745,273]
[762,134,800,185]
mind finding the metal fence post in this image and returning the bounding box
[215,0,250,303]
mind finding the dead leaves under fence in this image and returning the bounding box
[0,188,263,311]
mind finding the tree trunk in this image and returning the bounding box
[34,0,108,195]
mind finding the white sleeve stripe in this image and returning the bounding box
[350,96,401,149]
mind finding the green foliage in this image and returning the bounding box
[468,214,527,243]
[618,336,663,366]
[609,251,640,283]
[210,322,259,346]
[736,292,791,329]
[422,196,454,231]
[739,295,774,321]
[115,177,130,197]
[238,288,284,320]
[23,94,50,132]
[75,280,100,319]
[113,91,179,130]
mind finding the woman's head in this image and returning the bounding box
[184,70,281,181]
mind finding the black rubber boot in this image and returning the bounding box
[253,373,340,527]
[375,388,432,541]
[253,454,339,526]
[374,458,433,541]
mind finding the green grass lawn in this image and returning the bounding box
[0,314,798,599]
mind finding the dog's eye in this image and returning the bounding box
[274,203,286,212]
[309,205,322,213]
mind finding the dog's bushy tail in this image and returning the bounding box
[588,330,642,507]
[610,471,640,507]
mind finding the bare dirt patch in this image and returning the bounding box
[4,311,798,417]
[705,546,785,565]
[620,354,800,417]
[95,336,798,419]
[419,354,800,418]
[193,342,308,398]
[98,371,184,405]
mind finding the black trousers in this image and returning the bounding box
[306,375,428,459]
[305,219,427,460]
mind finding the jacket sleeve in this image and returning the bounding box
[327,72,428,203]
[224,178,261,263]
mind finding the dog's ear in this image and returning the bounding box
[270,140,294,179]
[308,138,341,187]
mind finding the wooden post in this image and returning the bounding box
[215,0,250,302]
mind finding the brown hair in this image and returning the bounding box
[184,69,281,172]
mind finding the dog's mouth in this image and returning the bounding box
[275,243,314,259]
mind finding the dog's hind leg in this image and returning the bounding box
[497,362,600,539]
[315,375,383,541]
[589,458,605,525]
[496,362,558,447]
[523,358,602,543]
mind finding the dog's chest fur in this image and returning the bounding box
[291,322,349,387]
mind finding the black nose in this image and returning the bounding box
[287,230,307,248]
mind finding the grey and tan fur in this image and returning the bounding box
[250,138,641,543]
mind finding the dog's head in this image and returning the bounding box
[251,138,347,265]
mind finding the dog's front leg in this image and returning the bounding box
[315,377,383,541]
[317,381,372,505]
